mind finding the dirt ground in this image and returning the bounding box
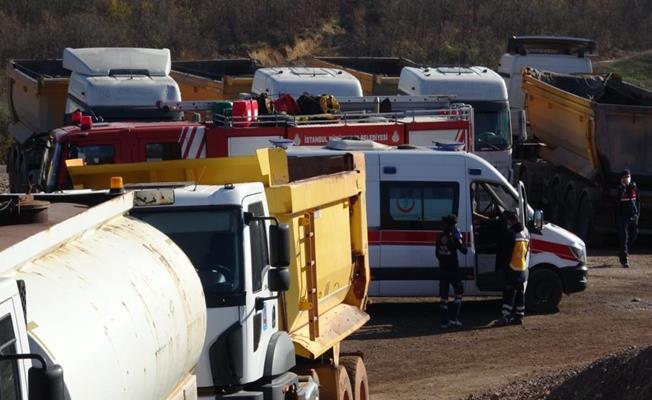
[342,243,652,400]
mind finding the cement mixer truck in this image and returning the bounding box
[0,192,207,399]
[65,147,371,400]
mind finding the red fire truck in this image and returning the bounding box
[45,97,473,191]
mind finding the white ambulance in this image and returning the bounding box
[290,139,588,311]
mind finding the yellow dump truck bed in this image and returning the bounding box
[66,149,369,360]
[522,68,600,179]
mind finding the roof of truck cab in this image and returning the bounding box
[63,47,172,76]
[398,66,507,101]
[52,121,205,141]
[252,67,364,97]
[0,201,90,253]
[133,183,265,209]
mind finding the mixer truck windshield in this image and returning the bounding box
[467,101,511,151]
[133,208,244,301]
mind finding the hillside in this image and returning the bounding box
[1,1,651,66]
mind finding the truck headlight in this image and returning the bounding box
[570,244,587,264]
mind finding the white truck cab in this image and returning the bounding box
[63,47,182,121]
[398,66,513,179]
[130,183,312,399]
[291,139,588,311]
[497,36,595,141]
[252,67,364,98]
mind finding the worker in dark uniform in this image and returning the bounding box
[436,214,467,328]
[497,211,529,326]
[617,169,640,268]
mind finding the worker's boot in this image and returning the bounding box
[439,299,450,328]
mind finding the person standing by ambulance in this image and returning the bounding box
[497,211,530,326]
[617,169,640,268]
[436,214,468,328]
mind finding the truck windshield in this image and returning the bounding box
[467,101,511,151]
[132,208,244,301]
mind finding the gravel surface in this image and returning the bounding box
[342,246,652,399]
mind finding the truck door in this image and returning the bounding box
[470,180,522,292]
[242,199,277,379]
[0,282,30,399]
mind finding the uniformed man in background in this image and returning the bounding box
[617,169,640,268]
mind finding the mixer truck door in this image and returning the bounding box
[243,199,279,378]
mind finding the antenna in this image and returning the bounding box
[193,166,207,191]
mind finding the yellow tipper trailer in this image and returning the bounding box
[67,148,371,399]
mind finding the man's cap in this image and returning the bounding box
[621,169,631,177]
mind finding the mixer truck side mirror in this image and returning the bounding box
[269,223,290,268]
[0,354,64,400]
[268,223,291,292]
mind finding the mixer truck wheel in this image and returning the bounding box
[336,365,354,400]
[341,356,369,400]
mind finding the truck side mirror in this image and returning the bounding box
[268,267,290,292]
[269,224,290,268]
[533,209,544,233]
[29,364,64,400]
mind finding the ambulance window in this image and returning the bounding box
[146,143,182,161]
[0,314,21,400]
[381,182,459,230]
[471,182,518,217]
[69,144,115,165]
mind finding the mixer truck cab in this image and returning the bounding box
[129,183,302,399]
[398,66,513,180]
[292,139,588,311]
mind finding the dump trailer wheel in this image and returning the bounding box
[341,356,369,400]
[546,177,562,224]
[337,365,354,400]
[560,184,577,231]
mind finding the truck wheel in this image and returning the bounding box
[336,365,354,400]
[560,185,577,231]
[341,356,369,400]
[546,178,562,224]
[526,269,562,313]
[575,192,605,247]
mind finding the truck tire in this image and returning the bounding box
[341,356,369,400]
[526,269,562,313]
[546,177,562,224]
[336,365,354,400]
[560,184,577,231]
[575,191,605,247]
